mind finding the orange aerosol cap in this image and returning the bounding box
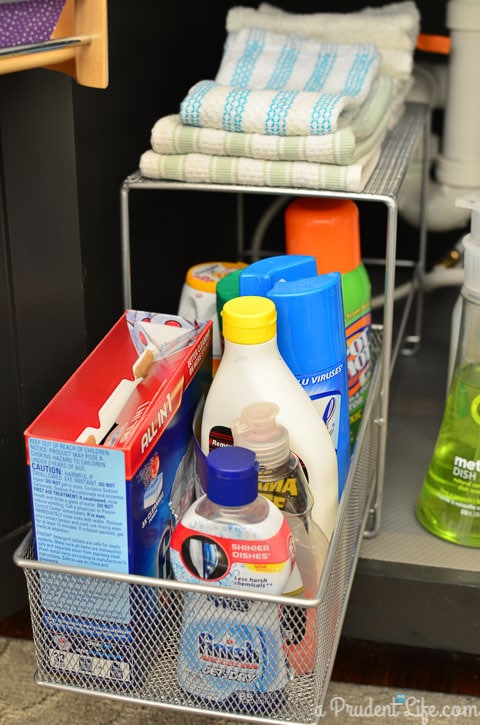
[285,197,361,275]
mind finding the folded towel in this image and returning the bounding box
[215,28,380,93]
[180,32,381,137]
[179,74,380,137]
[227,2,420,80]
[149,108,381,167]
[235,2,420,50]
[151,76,399,165]
[139,143,382,194]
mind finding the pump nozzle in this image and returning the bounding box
[232,401,291,469]
[455,191,480,294]
[455,191,480,245]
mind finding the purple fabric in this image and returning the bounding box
[0,0,66,48]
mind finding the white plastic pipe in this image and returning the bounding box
[436,0,480,188]
[400,0,480,233]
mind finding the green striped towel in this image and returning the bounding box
[139,142,382,194]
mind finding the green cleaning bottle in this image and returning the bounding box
[285,197,372,450]
[416,193,480,547]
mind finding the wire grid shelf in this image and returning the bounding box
[15,328,383,725]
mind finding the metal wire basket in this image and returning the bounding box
[15,328,383,725]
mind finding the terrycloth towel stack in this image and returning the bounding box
[139,1,420,193]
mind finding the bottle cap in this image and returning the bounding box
[216,268,245,332]
[232,401,290,468]
[185,261,247,294]
[267,272,346,373]
[456,193,480,294]
[285,198,361,275]
[222,296,277,344]
[206,446,259,506]
[239,254,317,296]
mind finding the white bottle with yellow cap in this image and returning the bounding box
[200,295,339,540]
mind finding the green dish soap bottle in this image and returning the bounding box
[416,193,480,547]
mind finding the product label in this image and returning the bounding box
[29,439,128,572]
[258,474,305,512]
[446,455,480,514]
[346,312,372,443]
[346,313,372,400]
[208,425,234,449]
[48,648,131,682]
[296,362,346,450]
[177,593,288,707]
[170,517,294,592]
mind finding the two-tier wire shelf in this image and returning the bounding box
[16,103,430,725]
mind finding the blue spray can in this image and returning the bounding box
[267,273,350,497]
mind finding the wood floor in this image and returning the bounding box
[1,606,479,696]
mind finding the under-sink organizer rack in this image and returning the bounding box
[119,102,431,536]
[15,103,431,725]
[15,325,383,725]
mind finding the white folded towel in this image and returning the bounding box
[227,2,420,80]
[151,76,399,165]
[139,143,382,194]
[255,2,420,50]
[215,28,380,93]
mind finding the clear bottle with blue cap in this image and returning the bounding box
[170,446,293,714]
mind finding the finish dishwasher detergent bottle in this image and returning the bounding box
[285,197,372,450]
[200,295,339,540]
[170,446,294,715]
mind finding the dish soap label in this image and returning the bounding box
[171,516,294,591]
[416,363,480,546]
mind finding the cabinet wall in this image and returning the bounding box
[0,71,87,616]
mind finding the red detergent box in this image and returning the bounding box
[24,309,212,687]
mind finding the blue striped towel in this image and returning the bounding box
[180,30,380,137]
[180,79,371,136]
[216,28,380,93]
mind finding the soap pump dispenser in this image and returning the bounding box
[416,191,480,547]
[231,400,329,595]
[232,400,330,675]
